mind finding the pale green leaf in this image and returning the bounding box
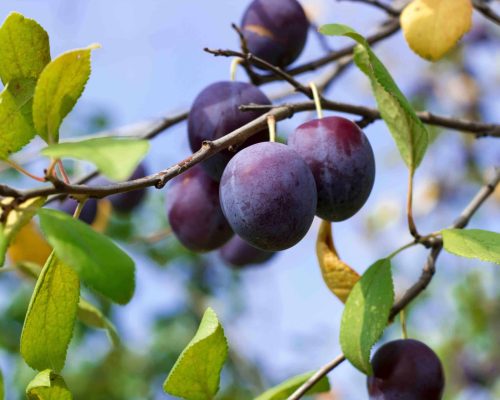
[42,137,150,181]
[0,78,38,159]
[33,45,99,143]
[0,12,50,84]
[0,197,46,267]
[319,24,429,173]
[21,252,80,372]
[442,229,500,265]
[340,258,394,375]
[164,307,228,400]
[255,371,330,400]
[78,298,120,346]
[38,208,135,304]
[26,369,73,400]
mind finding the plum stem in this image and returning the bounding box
[400,309,408,340]
[73,199,87,219]
[230,58,242,81]
[267,115,276,142]
[407,171,420,239]
[5,159,46,182]
[309,82,323,119]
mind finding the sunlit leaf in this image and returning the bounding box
[401,0,473,61]
[38,208,135,304]
[255,371,330,400]
[164,307,228,400]
[42,137,150,181]
[21,252,80,372]
[78,298,120,346]
[26,369,72,400]
[340,258,394,374]
[442,229,500,265]
[316,220,360,303]
[33,45,99,143]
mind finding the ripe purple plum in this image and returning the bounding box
[57,197,98,225]
[367,339,445,400]
[219,235,275,267]
[166,165,233,252]
[241,0,309,68]
[220,142,317,251]
[188,81,271,180]
[288,116,375,221]
[109,163,148,213]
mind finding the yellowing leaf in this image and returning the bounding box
[91,199,112,233]
[401,0,473,61]
[26,370,73,400]
[316,220,360,303]
[0,197,47,266]
[7,221,52,267]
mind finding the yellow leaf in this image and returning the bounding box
[91,199,111,233]
[400,0,473,61]
[8,220,52,266]
[316,220,360,303]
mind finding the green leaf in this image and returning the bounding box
[38,208,135,304]
[20,252,80,372]
[340,258,394,375]
[442,229,500,265]
[33,45,99,143]
[319,24,429,173]
[255,371,330,400]
[26,369,73,400]
[0,12,50,84]
[42,137,150,181]
[78,298,120,346]
[164,307,228,400]
[0,197,46,267]
[0,78,38,159]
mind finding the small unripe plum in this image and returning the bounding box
[241,0,309,68]
[219,142,317,251]
[188,81,271,180]
[367,339,445,400]
[58,197,98,225]
[288,116,375,221]
[109,163,148,213]
[219,235,275,267]
[166,165,233,252]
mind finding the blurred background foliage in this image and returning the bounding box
[0,0,498,399]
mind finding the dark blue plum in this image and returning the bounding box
[219,235,275,267]
[241,0,309,68]
[57,197,98,225]
[166,165,233,252]
[368,339,445,400]
[188,81,271,180]
[109,163,148,213]
[219,142,317,251]
[288,116,375,221]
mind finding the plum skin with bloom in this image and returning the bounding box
[219,142,317,251]
[58,197,98,225]
[166,165,233,252]
[108,163,148,213]
[219,235,275,267]
[367,339,445,400]
[188,81,271,180]
[241,0,309,68]
[288,116,375,221]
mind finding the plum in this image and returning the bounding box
[219,142,317,251]
[188,81,271,180]
[57,197,98,225]
[241,0,309,68]
[219,235,275,267]
[109,163,148,213]
[288,116,375,221]
[166,164,233,252]
[367,339,445,400]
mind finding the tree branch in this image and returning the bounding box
[287,170,500,400]
[337,0,400,16]
[473,0,500,25]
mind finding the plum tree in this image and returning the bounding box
[241,0,309,68]
[57,197,98,224]
[367,339,445,400]
[109,163,148,213]
[219,235,275,267]
[219,142,317,251]
[188,81,271,180]
[288,116,375,221]
[166,164,233,252]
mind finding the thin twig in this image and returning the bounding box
[473,0,500,25]
[337,0,400,16]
